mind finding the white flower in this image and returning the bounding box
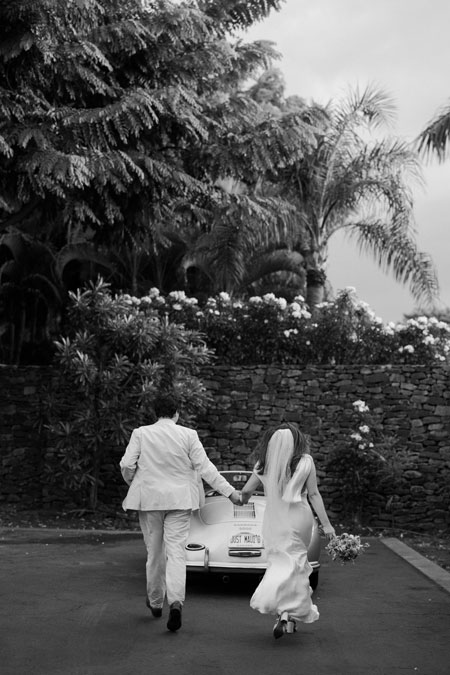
[290,302,301,313]
[218,291,230,303]
[169,290,186,301]
[148,287,160,298]
[172,303,182,311]
[249,296,263,304]
[294,294,305,303]
[276,298,287,310]
[351,433,363,441]
[404,345,415,353]
[359,425,370,434]
[353,400,369,413]
[262,293,276,302]
[423,335,435,345]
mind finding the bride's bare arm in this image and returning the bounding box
[241,473,262,504]
[305,460,335,537]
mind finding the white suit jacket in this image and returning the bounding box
[120,418,234,511]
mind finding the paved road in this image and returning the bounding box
[1,529,449,675]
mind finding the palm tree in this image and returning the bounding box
[282,85,439,309]
[177,68,324,298]
[418,101,450,160]
[0,234,64,363]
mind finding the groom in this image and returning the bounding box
[120,392,241,632]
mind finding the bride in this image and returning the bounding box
[241,422,335,639]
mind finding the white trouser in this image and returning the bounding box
[138,509,191,608]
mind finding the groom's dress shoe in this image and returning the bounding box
[167,601,182,631]
[146,598,162,618]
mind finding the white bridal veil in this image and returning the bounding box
[260,429,312,551]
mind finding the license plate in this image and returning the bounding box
[228,531,263,549]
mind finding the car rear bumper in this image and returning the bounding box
[186,559,320,575]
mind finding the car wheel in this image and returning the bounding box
[309,570,319,591]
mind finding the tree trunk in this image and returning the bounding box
[306,268,326,311]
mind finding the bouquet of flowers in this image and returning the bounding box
[325,533,370,564]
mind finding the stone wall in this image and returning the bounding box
[1,364,449,530]
[196,365,450,530]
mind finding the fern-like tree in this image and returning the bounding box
[0,0,292,266]
[277,85,439,309]
[1,0,302,357]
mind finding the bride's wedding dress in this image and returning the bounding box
[250,453,319,624]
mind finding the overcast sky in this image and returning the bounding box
[245,0,450,322]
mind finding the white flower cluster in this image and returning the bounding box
[325,533,370,564]
[353,400,370,413]
[400,316,450,361]
[118,287,450,363]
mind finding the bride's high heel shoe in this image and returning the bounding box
[286,619,297,634]
[273,611,289,639]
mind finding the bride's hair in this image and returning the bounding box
[254,422,310,478]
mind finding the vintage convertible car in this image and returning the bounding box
[185,470,321,589]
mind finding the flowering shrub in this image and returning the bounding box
[43,280,214,510]
[325,533,370,564]
[122,286,450,365]
[326,399,418,525]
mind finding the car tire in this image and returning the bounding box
[309,569,319,591]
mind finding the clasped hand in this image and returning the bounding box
[229,490,243,505]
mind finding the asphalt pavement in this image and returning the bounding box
[0,528,449,675]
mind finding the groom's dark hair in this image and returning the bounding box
[154,392,180,419]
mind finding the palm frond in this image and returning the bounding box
[242,248,305,286]
[417,102,450,161]
[349,219,439,305]
[332,83,397,133]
